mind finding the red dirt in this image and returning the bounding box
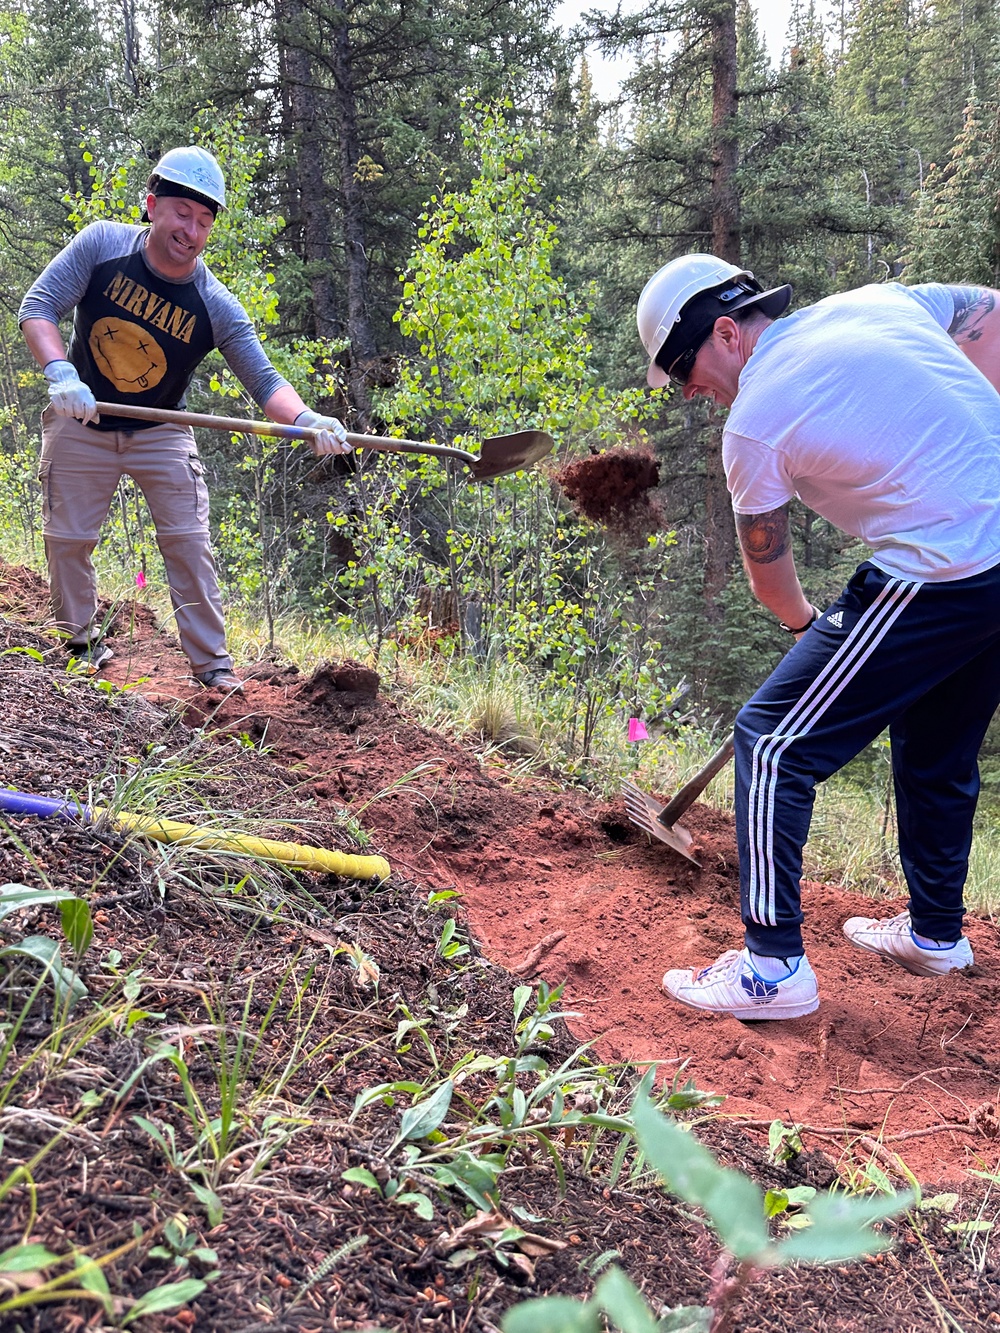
[6,560,1000,1188]
[555,446,664,537]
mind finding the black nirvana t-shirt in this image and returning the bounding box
[19,221,286,431]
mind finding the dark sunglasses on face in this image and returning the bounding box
[655,335,708,387]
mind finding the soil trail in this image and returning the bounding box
[4,560,999,1185]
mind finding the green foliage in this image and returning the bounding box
[147,1215,220,1277]
[503,1265,712,1332]
[503,1087,911,1330]
[904,96,1000,286]
[316,100,680,759]
[0,883,92,1006]
[634,1092,771,1261]
[388,98,645,443]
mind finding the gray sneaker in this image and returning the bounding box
[67,641,114,673]
[194,667,244,692]
[842,910,973,977]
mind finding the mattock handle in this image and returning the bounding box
[658,733,736,828]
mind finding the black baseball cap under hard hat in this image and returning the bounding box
[140,179,221,224]
[655,275,793,385]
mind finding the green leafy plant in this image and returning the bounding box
[0,1234,205,1324]
[0,883,92,1007]
[503,1085,912,1332]
[437,916,469,961]
[767,1118,804,1165]
[147,1215,220,1278]
[341,1163,436,1221]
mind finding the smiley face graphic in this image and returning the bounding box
[89,317,167,393]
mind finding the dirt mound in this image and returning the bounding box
[4,560,1000,1188]
[556,447,663,537]
[301,657,381,702]
[0,559,52,622]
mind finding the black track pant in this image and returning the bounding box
[734,560,1000,958]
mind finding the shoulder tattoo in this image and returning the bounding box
[945,286,995,345]
[736,508,790,564]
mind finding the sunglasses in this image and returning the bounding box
[654,335,708,387]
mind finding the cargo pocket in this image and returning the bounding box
[38,459,53,527]
[187,454,211,530]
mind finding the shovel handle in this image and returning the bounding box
[658,733,736,828]
[93,402,477,465]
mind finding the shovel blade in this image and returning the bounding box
[470,429,554,481]
[622,781,701,867]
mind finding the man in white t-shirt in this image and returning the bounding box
[634,255,1000,1019]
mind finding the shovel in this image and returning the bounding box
[623,733,735,867]
[94,402,554,481]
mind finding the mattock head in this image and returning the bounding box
[622,780,701,867]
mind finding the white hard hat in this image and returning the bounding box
[147,146,226,211]
[637,254,792,387]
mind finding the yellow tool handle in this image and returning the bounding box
[103,808,390,881]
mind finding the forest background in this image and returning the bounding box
[1,0,999,812]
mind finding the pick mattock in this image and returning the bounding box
[623,733,735,867]
[95,403,553,482]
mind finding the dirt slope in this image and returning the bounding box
[5,560,998,1190]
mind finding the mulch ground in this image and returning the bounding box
[2,558,1000,1331]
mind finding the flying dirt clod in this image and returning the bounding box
[555,446,662,537]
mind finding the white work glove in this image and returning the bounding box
[43,360,99,424]
[294,408,352,456]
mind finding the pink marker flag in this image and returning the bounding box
[628,718,649,742]
[135,571,147,589]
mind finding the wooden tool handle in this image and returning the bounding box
[658,733,736,828]
[94,402,476,464]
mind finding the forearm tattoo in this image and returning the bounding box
[945,286,995,345]
[736,508,790,564]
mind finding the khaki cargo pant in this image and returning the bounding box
[39,408,232,674]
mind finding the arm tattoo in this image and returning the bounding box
[945,286,995,345]
[736,508,790,564]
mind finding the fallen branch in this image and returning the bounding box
[886,1122,979,1143]
[512,930,566,977]
[735,1117,979,1145]
[834,1066,964,1096]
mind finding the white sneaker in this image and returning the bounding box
[842,910,973,977]
[662,948,819,1020]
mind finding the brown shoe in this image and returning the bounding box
[194,668,244,692]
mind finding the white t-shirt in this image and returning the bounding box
[724,282,1000,581]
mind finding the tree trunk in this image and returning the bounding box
[710,0,740,264]
[704,0,740,613]
[329,0,378,430]
[279,0,339,340]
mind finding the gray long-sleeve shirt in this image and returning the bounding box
[19,220,289,431]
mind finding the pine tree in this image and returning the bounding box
[911,0,1000,165]
[904,94,1000,283]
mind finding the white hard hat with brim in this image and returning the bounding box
[637,254,792,388]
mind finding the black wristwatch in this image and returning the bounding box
[780,605,820,635]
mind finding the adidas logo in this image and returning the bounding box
[827,610,844,628]
[741,973,778,1002]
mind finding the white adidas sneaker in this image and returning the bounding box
[842,910,973,977]
[662,948,819,1020]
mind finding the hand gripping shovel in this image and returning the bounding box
[623,733,735,867]
[95,403,554,481]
